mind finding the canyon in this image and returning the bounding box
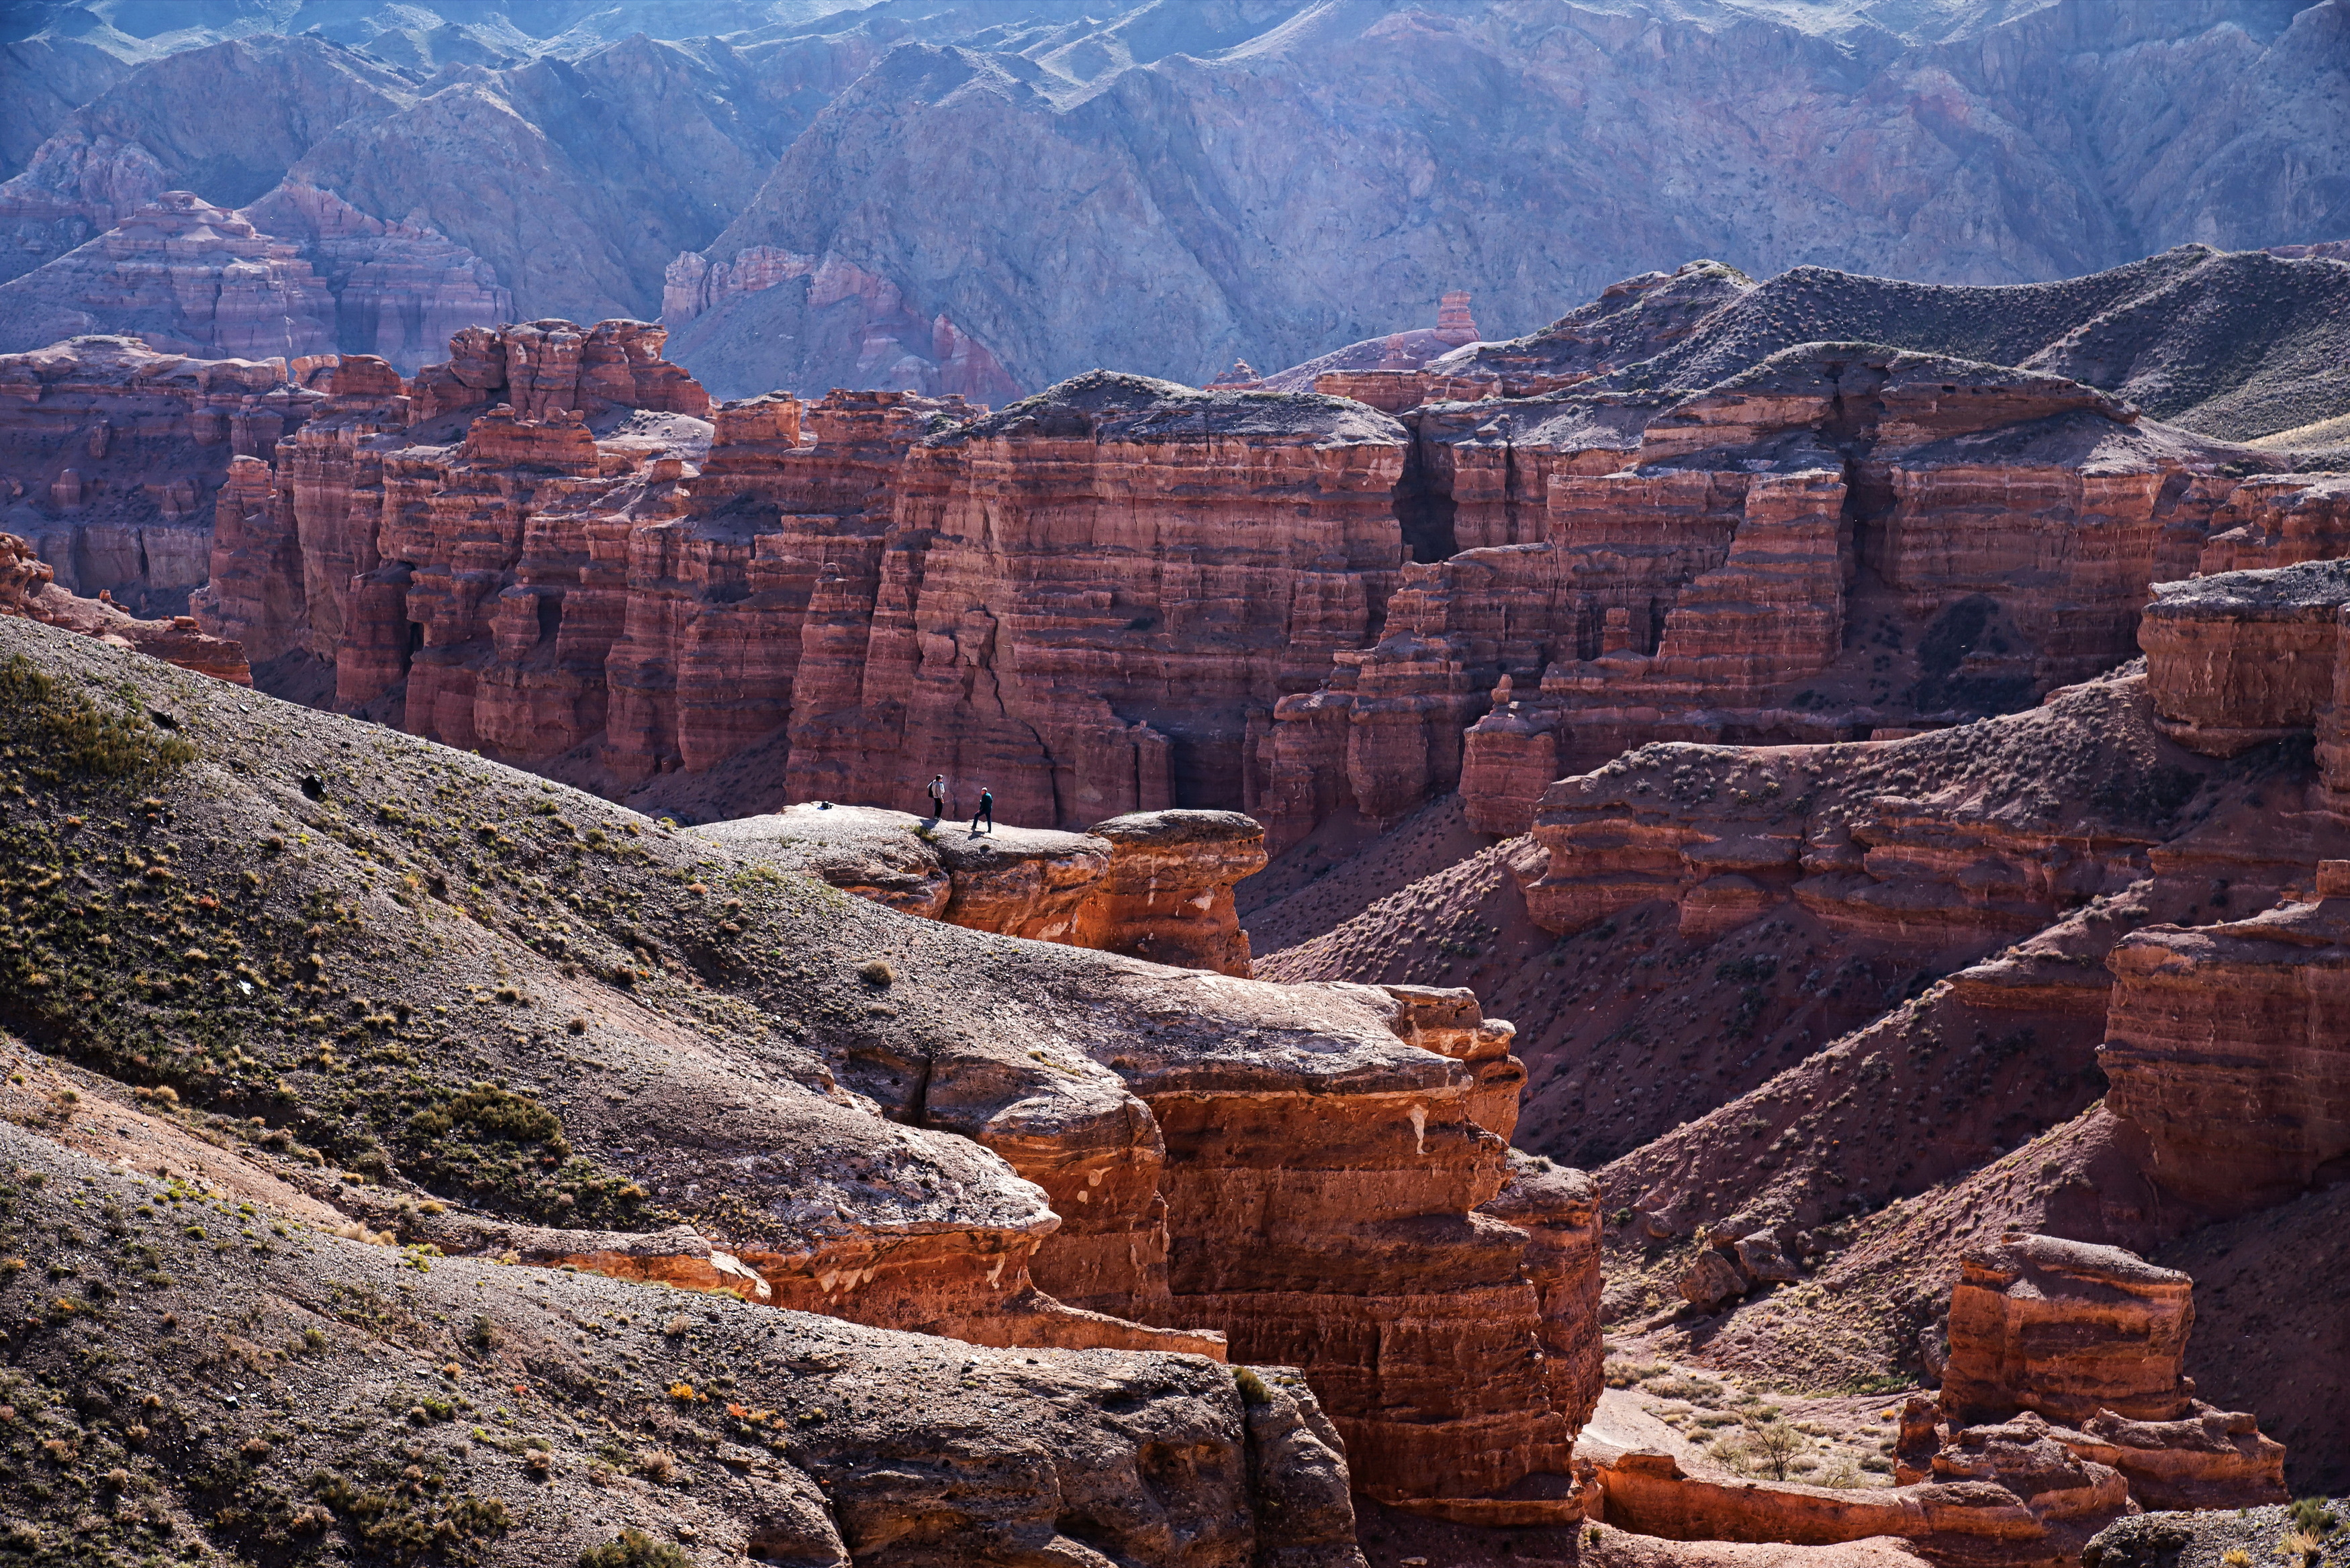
[0,41,2344,1548]
[121,243,2345,867]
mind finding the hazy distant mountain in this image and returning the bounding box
[0,0,2341,399]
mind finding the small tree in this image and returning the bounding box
[1742,1416,1805,1481]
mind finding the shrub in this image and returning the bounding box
[410,1086,564,1147]
[0,656,195,783]
[581,1529,690,1568]
[1233,1367,1270,1406]
[2288,1501,2340,1537]
[859,959,894,987]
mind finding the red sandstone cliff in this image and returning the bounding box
[1258,345,2273,848]
[2,332,325,616]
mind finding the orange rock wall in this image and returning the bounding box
[2102,883,2350,1215]
[782,399,1407,830]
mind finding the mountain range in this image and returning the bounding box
[0,0,2343,395]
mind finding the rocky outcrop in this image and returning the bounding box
[5,609,1607,1528]
[0,528,250,681]
[0,190,338,362]
[406,317,707,424]
[1940,1234,2194,1427]
[0,185,510,374]
[698,804,1265,975]
[780,373,1409,831]
[2139,559,2350,758]
[1250,289,1485,397]
[1,332,322,614]
[1257,344,2269,844]
[1596,1412,2133,1568]
[679,797,1599,1510]
[662,245,1021,403]
[1895,1235,2289,1513]
[1519,670,2219,956]
[2101,865,2350,1216]
[1069,810,1268,977]
[0,1112,1368,1568]
[2193,475,2350,573]
[236,183,513,371]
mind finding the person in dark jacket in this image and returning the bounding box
[971,786,994,834]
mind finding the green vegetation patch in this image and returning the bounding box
[0,654,195,785]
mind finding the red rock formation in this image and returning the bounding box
[602,386,950,786]
[695,803,1270,977]
[683,801,1603,1514]
[1940,1234,2194,1427]
[782,373,1409,831]
[2101,869,2350,1216]
[1070,810,1268,977]
[408,317,707,425]
[2194,475,2350,572]
[1,332,321,613]
[1893,1235,2290,1511]
[1258,346,2271,846]
[0,190,336,361]
[1110,976,1592,1518]
[1481,1151,1604,1442]
[2139,559,2350,756]
[236,183,512,372]
[1518,674,2194,958]
[1595,1411,2132,1567]
[1,529,248,681]
[663,245,1020,404]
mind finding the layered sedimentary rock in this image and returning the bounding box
[1,332,322,612]
[0,183,510,373]
[675,796,1595,1510]
[1252,289,1485,398]
[1068,810,1268,977]
[2193,474,2350,573]
[1099,979,1587,1517]
[185,287,2320,863]
[1519,671,2214,956]
[780,373,1409,830]
[2139,559,2350,757]
[0,528,248,681]
[1260,344,2269,844]
[663,246,1021,403]
[1940,1234,2194,1426]
[696,804,1265,975]
[2101,863,2350,1216]
[189,321,724,733]
[1903,1234,2288,1511]
[406,317,708,424]
[600,384,949,784]
[1597,1413,2133,1568]
[0,190,338,361]
[7,609,1605,1528]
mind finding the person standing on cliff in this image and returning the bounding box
[926,774,946,820]
[971,786,994,836]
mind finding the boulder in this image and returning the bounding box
[1679,1248,1749,1311]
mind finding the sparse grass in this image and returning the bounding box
[581,1528,692,1568]
[0,654,195,783]
[1603,1357,1668,1388]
